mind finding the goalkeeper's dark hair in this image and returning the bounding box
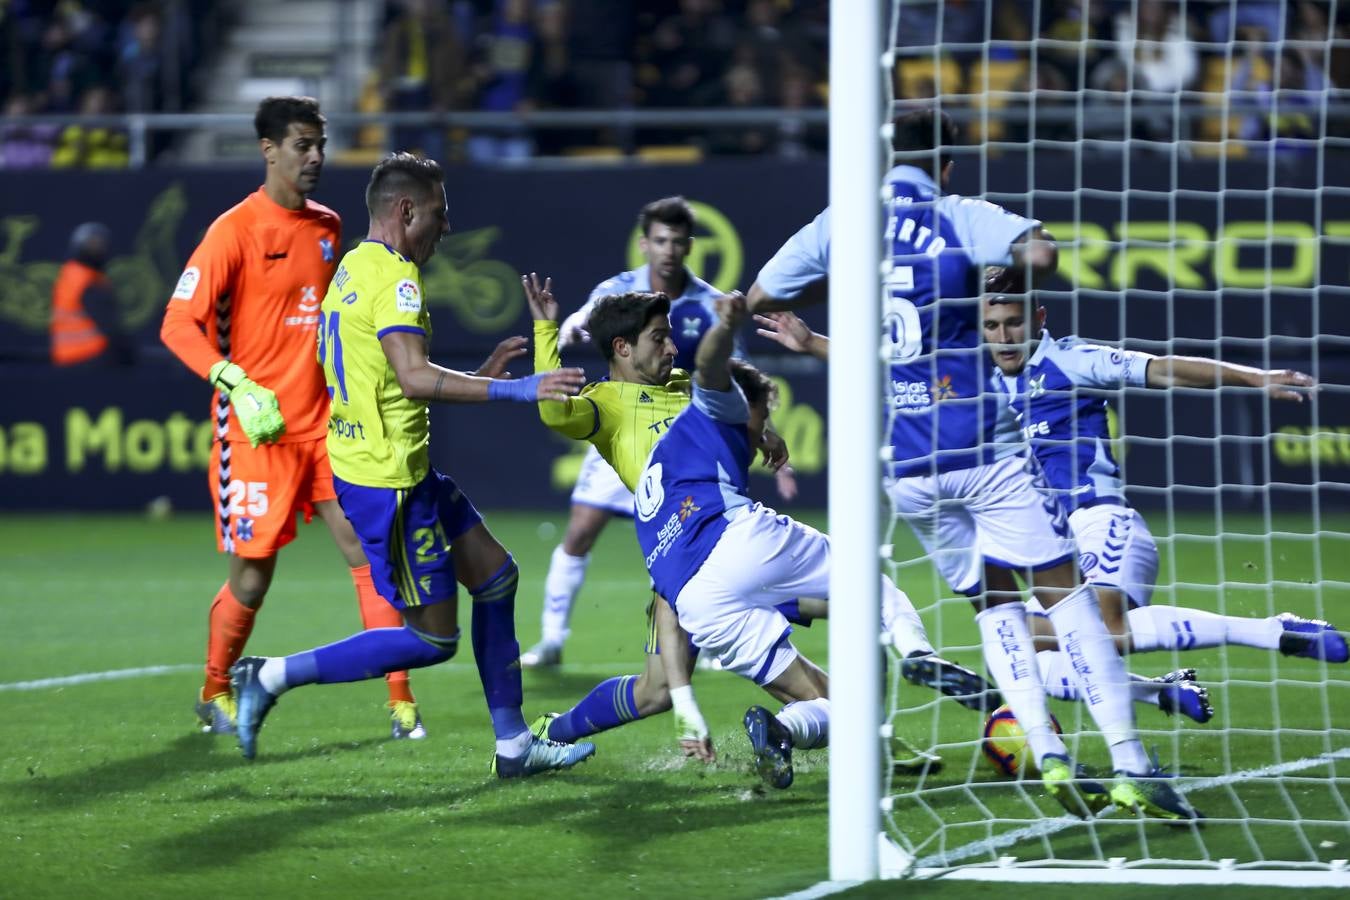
[255,96,325,143]
[587,292,671,361]
[729,359,778,412]
[891,108,959,176]
[366,152,445,217]
[638,196,695,237]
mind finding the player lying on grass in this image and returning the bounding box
[229,153,594,779]
[980,294,1346,676]
[756,308,1220,728]
[524,275,995,763]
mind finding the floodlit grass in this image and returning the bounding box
[1,511,1347,898]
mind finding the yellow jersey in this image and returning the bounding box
[534,320,691,491]
[319,240,433,487]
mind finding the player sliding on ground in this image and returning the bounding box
[980,294,1346,676]
[633,292,838,789]
[229,153,594,778]
[524,274,994,764]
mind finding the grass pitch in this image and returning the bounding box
[1,511,1347,899]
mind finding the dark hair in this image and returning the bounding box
[638,196,695,237]
[729,359,778,412]
[587,292,671,361]
[365,152,445,217]
[254,96,325,143]
[891,108,959,174]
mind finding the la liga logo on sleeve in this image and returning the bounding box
[395,279,422,313]
[172,267,200,300]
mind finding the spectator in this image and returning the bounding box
[379,0,468,160]
[0,93,59,169]
[524,0,582,154]
[704,62,774,155]
[776,63,824,158]
[1114,0,1198,93]
[51,84,129,168]
[468,0,534,163]
[1233,38,1330,150]
[50,222,134,367]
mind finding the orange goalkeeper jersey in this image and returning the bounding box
[160,187,341,443]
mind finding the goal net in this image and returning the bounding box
[835,0,1350,886]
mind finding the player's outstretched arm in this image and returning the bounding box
[381,330,585,403]
[754,311,829,360]
[523,273,599,436]
[1147,355,1315,402]
[986,226,1058,294]
[654,599,715,762]
[693,292,747,391]
[746,278,828,313]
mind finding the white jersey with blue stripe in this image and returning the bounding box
[992,330,1154,512]
[633,382,754,604]
[567,264,738,371]
[756,165,1036,477]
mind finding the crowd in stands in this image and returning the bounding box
[0,0,227,167]
[1,0,1345,167]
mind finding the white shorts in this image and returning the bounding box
[886,455,1076,595]
[672,503,828,685]
[1069,503,1158,608]
[570,443,634,515]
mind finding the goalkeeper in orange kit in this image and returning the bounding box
[160,96,436,740]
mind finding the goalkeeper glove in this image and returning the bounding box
[209,360,286,447]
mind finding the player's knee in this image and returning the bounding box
[408,625,461,664]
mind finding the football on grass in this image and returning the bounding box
[982,704,1062,777]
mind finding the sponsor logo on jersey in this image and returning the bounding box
[678,495,700,522]
[638,391,653,404]
[395,279,422,313]
[172,267,200,300]
[891,379,931,411]
[1079,551,1099,573]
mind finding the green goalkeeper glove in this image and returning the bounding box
[209,360,286,447]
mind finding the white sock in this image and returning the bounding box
[1046,586,1151,774]
[777,698,830,749]
[257,657,288,695]
[541,546,589,644]
[1037,650,1164,707]
[975,605,1066,762]
[882,575,933,657]
[1128,604,1282,652]
[496,729,532,758]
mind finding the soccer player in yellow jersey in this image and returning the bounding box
[228,153,595,778]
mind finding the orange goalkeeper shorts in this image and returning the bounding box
[207,437,337,558]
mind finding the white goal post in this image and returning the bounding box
[824,0,1350,889]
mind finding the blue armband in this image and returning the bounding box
[487,374,543,403]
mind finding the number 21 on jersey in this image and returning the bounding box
[317,309,348,403]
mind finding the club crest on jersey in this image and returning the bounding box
[1028,373,1047,398]
[395,279,421,313]
[235,518,254,542]
[320,237,334,262]
[172,267,200,300]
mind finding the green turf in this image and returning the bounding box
[0,512,1347,899]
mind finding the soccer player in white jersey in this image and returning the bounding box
[748,109,1198,820]
[981,295,1346,682]
[634,292,844,789]
[522,196,795,668]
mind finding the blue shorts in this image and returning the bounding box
[334,468,483,610]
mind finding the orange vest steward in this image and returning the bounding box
[50,259,110,365]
